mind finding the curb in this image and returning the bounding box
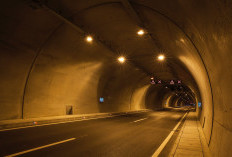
[0,109,151,131]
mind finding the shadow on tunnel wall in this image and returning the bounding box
[145,86,166,110]
[97,59,149,113]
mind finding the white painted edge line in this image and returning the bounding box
[5,137,76,157]
[133,118,148,123]
[0,111,149,132]
[0,116,113,132]
[0,117,110,132]
[151,112,188,157]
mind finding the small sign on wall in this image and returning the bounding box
[99,97,104,103]
[66,105,73,115]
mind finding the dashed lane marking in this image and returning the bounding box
[132,118,148,123]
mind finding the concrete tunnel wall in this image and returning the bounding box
[0,0,232,156]
[145,86,170,110]
[135,1,232,156]
[1,1,173,120]
[139,1,232,156]
[0,0,173,121]
[0,6,151,119]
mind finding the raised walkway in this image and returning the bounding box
[169,112,211,157]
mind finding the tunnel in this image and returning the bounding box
[0,0,231,156]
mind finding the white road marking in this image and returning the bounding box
[133,118,148,123]
[0,111,149,132]
[151,112,188,157]
[0,115,118,132]
[5,138,76,157]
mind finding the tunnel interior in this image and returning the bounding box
[1,0,232,156]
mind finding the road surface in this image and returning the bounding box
[0,110,186,157]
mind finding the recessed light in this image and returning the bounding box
[157,54,165,61]
[86,36,93,42]
[137,29,145,36]
[118,56,126,63]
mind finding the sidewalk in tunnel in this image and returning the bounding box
[168,111,211,157]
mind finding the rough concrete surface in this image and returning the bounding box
[0,0,232,156]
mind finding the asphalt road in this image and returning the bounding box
[0,110,186,157]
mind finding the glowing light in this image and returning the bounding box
[157,54,165,61]
[86,36,93,42]
[137,29,145,36]
[180,38,185,43]
[118,56,126,63]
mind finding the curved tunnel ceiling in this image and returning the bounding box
[1,0,232,156]
[45,0,203,115]
[0,0,208,133]
[44,0,201,96]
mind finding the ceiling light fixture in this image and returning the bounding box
[137,29,145,36]
[86,35,93,42]
[157,54,165,61]
[118,56,126,63]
